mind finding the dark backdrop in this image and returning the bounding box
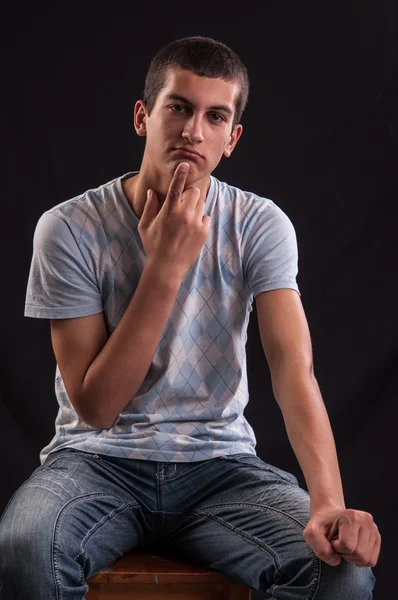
[1,4,396,599]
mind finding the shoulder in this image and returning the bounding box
[34,173,133,241]
[213,176,295,232]
[49,174,126,219]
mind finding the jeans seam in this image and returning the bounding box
[199,501,310,530]
[51,493,134,599]
[310,560,321,600]
[194,502,321,597]
[193,505,286,578]
[269,558,320,600]
[80,502,140,551]
[74,502,140,585]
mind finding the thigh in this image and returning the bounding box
[0,449,157,599]
[160,454,375,600]
[160,453,317,596]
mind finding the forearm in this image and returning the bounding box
[271,360,346,514]
[80,263,181,429]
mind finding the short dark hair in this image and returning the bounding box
[143,36,249,129]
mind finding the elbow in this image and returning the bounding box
[71,395,116,431]
[82,413,116,430]
[270,354,316,399]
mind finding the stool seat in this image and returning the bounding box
[86,549,252,598]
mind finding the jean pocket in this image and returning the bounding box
[218,454,298,485]
[217,453,267,470]
[217,452,259,464]
[260,462,299,485]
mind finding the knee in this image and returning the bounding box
[0,503,53,574]
[259,537,321,597]
[0,505,59,599]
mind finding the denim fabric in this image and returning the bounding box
[0,449,375,599]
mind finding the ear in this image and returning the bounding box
[223,124,243,158]
[134,100,147,137]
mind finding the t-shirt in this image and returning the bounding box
[24,171,300,464]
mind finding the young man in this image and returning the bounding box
[0,36,380,599]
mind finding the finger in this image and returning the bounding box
[336,525,381,567]
[202,214,212,228]
[326,519,339,542]
[165,162,190,205]
[331,520,360,556]
[313,541,342,567]
[332,526,368,563]
[303,528,341,567]
[353,524,373,563]
[369,531,381,567]
[138,189,158,228]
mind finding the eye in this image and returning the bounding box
[209,112,225,123]
[170,104,189,113]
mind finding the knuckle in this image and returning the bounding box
[354,550,366,563]
[361,511,373,523]
[343,542,357,554]
[303,526,316,542]
[176,210,191,224]
[302,529,311,542]
[185,185,200,195]
[349,510,361,524]
[168,189,180,200]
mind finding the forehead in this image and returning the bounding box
[158,67,239,111]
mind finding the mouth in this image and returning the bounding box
[172,147,203,159]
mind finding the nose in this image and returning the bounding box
[182,114,204,144]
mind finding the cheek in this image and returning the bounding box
[151,121,182,146]
[213,133,231,154]
[161,116,181,135]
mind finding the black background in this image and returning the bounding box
[1,3,397,598]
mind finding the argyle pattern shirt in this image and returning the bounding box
[25,172,300,464]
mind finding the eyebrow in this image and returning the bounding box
[165,94,234,117]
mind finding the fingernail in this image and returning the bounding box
[147,189,152,198]
[180,163,189,172]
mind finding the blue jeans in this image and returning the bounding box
[0,449,375,599]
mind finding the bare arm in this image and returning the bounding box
[50,265,181,429]
[256,288,380,567]
[255,288,344,512]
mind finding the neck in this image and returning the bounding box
[122,164,211,220]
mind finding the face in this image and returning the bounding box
[134,67,243,187]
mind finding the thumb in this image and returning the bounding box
[140,189,158,226]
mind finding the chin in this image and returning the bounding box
[170,160,197,177]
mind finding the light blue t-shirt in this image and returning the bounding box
[25,172,300,464]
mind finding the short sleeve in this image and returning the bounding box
[243,202,300,298]
[24,211,104,319]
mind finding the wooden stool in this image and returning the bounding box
[86,549,252,599]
